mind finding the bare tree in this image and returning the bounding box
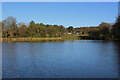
[2,16,18,37]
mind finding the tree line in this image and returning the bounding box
[1,16,66,38]
[88,16,120,40]
[1,16,120,40]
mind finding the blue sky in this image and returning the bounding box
[2,2,118,27]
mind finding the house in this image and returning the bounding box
[67,31,72,34]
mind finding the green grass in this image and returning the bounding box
[62,34,90,40]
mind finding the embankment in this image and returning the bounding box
[1,37,62,42]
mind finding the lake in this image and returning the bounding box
[2,40,120,78]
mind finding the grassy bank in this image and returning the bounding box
[1,37,62,42]
[62,35,90,40]
[1,35,91,42]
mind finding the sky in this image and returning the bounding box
[1,0,120,2]
[2,2,118,27]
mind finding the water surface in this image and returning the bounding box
[2,40,120,78]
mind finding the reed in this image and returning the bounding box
[1,37,62,42]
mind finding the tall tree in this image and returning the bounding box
[112,16,120,40]
[67,26,74,34]
[2,16,18,37]
[27,21,36,37]
[99,22,111,40]
[18,25,27,37]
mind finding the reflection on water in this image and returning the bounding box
[0,43,2,79]
[2,40,120,78]
[113,41,120,78]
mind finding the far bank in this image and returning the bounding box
[1,37,62,42]
[0,35,91,42]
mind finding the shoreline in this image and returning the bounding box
[1,37,63,42]
[0,37,115,42]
